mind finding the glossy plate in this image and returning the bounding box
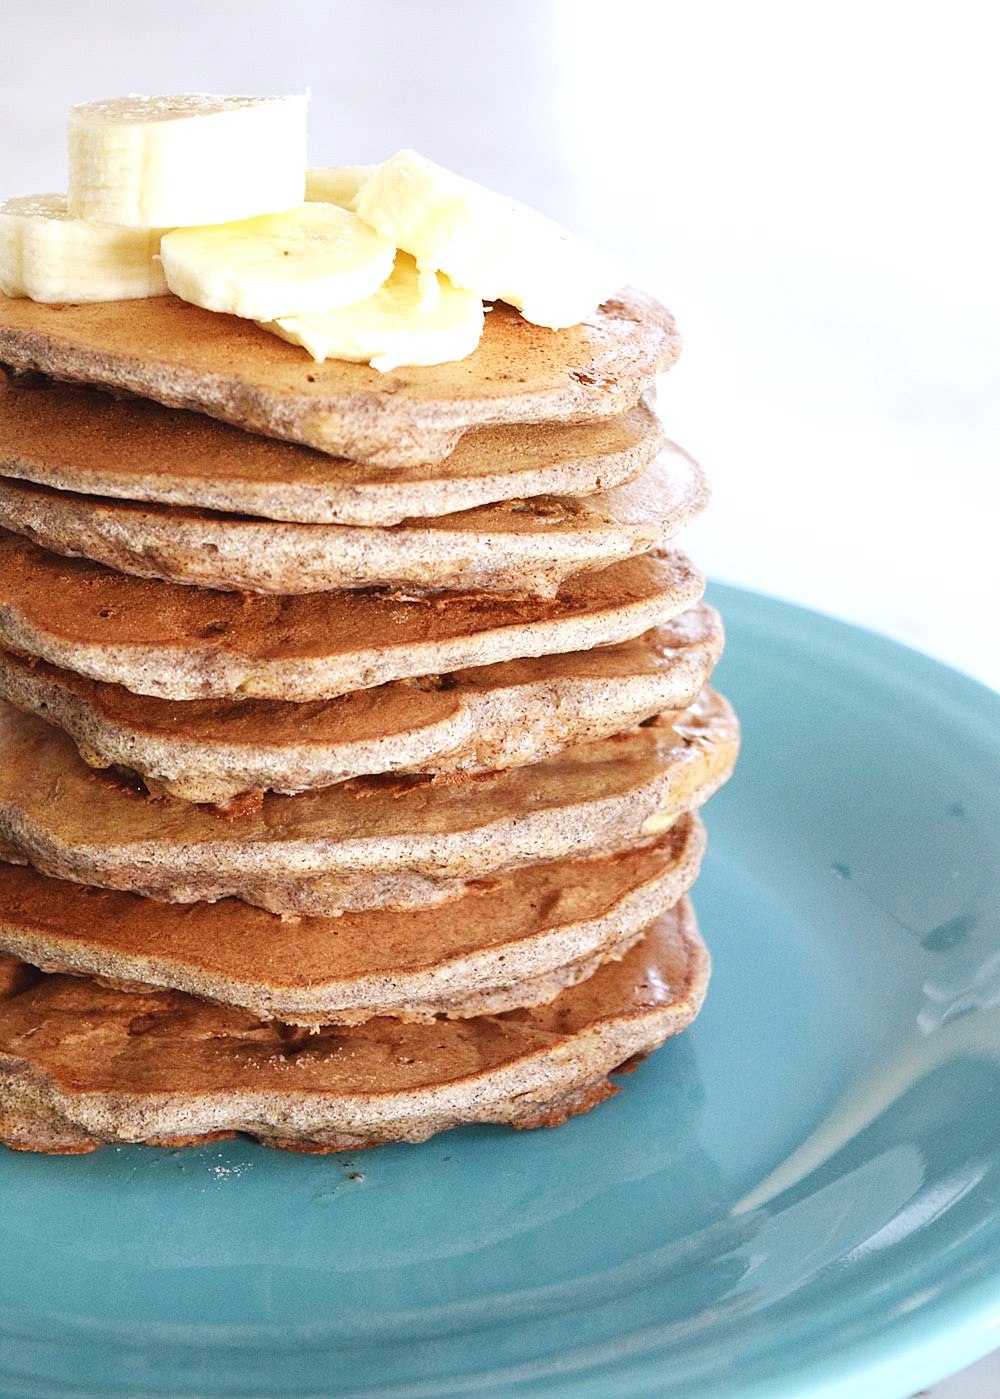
[2,584,999,1399]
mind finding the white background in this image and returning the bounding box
[1,2,998,1393]
[2,0,997,691]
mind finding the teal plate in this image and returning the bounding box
[2,584,1000,1399]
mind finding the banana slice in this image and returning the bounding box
[0,194,167,302]
[305,164,377,209]
[262,252,485,371]
[307,163,434,310]
[68,93,307,228]
[159,203,396,321]
[354,149,624,330]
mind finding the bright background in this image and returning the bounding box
[1,3,998,1393]
[1,0,996,692]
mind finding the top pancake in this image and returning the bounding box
[0,372,664,525]
[0,290,680,468]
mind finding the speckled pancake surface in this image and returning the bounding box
[0,815,704,1024]
[0,290,680,468]
[0,692,739,914]
[0,605,723,803]
[0,445,708,595]
[0,373,664,525]
[0,901,708,1154]
[0,532,703,700]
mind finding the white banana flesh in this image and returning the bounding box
[305,165,447,302]
[159,202,396,321]
[354,149,624,330]
[0,194,167,302]
[68,94,308,228]
[262,252,485,371]
[305,164,377,209]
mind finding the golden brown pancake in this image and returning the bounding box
[0,372,663,525]
[0,815,704,1024]
[0,532,703,700]
[0,901,708,1154]
[0,606,723,803]
[0,445,708,596]
[0,692,739,914]
[0,290,680,468]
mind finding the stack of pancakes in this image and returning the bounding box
[0,288,738,1155]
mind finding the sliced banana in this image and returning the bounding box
[262,252,485,371]
[305,164,377,209]
[0,194,166,302]
[68,93,307,228]
[354,149,624,330]
[306,167,445,304]
[160,202,396,321]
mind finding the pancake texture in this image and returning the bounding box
[0,815,704,1024]
[0,210,734,1159]
[0,532,703,700]
[0,692,739,913]
[0,902,709,1154]
[0,372,664,525]
[0,606,723,802]
[0,290,680,467]
[0,445,708,596]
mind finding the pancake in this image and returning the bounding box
[0,372,664,525]
[0,900,708,1154]
[0,956,36,1000]
[0,532,703,701]
[0,815,704,1024]
[0,606,723,803]
[0,692,739,913]
[0,445,708,596]
[0,290,680,468]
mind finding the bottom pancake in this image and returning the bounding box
[0,900,708,1155]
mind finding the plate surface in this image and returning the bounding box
[2,584,999,1399]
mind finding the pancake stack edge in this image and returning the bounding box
[0,289,739,1154]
